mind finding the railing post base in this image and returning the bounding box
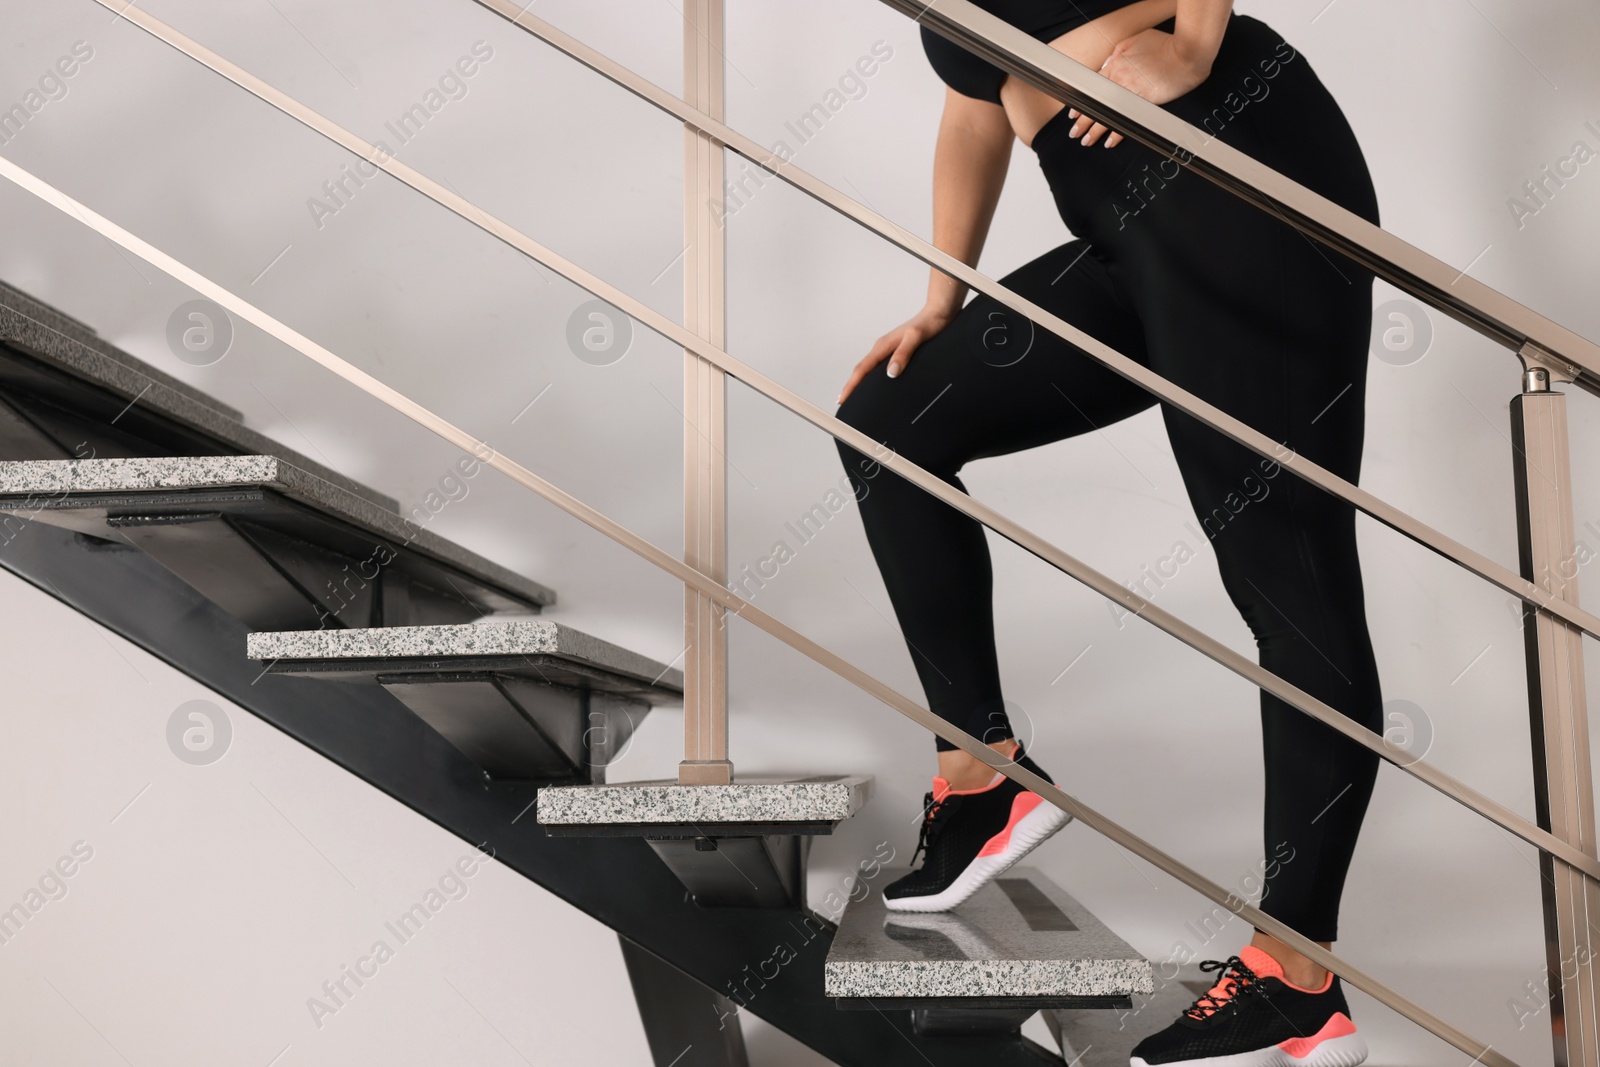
[678,759,734,786]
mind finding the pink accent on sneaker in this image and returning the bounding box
[1238,943,1334,994]
[978,791,1043,857]
[1236,944,1285,980]
[1277,1012,1358,1057]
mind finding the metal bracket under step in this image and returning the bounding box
[373,672,647,782]
[646,833,811,909]
[838,996,1129,1039]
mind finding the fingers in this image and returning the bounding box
[1068,112,1115,147]
[836,363,867,405]
[837,328,923,403]
[885,329,922,379]
[1075,55,1126,146]
[837,337,884,403]
[838,332,900,404]
[837,349,883,404]
[1069,35,1158,147]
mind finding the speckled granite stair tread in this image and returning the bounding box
[825,866,1153,999]
[247,619,682,693]
[0,455,553,607]
[537,775,873,825]
[0,282,397,510]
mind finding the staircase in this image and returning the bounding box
[0,280,1154,1064]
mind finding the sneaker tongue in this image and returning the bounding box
[931,775,953,802]
[1194,946,1282,1016]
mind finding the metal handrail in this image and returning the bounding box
[0,148,1524,1067]
[461,1,1600,649]
[889,0,1600,398]
[78,0,1600,882]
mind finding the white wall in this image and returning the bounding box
[2,0,1598,1063]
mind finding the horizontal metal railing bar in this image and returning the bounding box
[888,0,1600,395]
[0,146,1519,1067]
[469,1,1600,647]
[85,0,1600,883]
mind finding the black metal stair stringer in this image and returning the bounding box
[0,520,1064,1067]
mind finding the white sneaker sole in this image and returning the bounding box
[1130,1031,1368,1067]
[883,796,1071,913]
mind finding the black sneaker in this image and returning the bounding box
[882,742,1071,912]
[1130,945,1367,1066]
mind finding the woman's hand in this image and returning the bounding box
[1068,27,1217,148]
[837,301,957,404]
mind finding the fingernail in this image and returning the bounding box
[1068,109,1078,119]
[886,365,899,379]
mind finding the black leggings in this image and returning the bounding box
[835,14,1382,942]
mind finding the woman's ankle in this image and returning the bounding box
[1249,931,1331,990]
[937,738,1019,791]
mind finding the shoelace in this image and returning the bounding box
[909,790,963,867]
[1182,956,1267,1021]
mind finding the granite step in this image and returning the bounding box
[0,280,395,511]
[825,866,1153,1038]
[0,455,553,630]
[538,775,873,908]
[249,619,683,783]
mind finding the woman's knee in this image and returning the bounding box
[832,366,952,477]
[833,383,883,470]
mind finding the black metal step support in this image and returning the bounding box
[619,934,750,1067]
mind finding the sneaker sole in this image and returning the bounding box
[1129,1029,1368,1067]
[883,794,1071,913]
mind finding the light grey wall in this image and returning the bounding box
[2,0,1598,1063]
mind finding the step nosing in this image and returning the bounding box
[535,776,872,824]
[245,620,682,691]
[0,456,556,607]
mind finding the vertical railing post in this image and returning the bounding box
[1511,342,1600,1067]
[679,0,732,786]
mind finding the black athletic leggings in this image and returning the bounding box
[835,13,1383,941]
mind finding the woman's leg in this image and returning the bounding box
[835,237,1152,761]
[1099,12,1384,985]
[1022,17,1388,1060]
[1136,206,1382,959]
[838,237,1156,912]
[983,13,1382,1055]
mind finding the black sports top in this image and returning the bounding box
[920,0,1137,103]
